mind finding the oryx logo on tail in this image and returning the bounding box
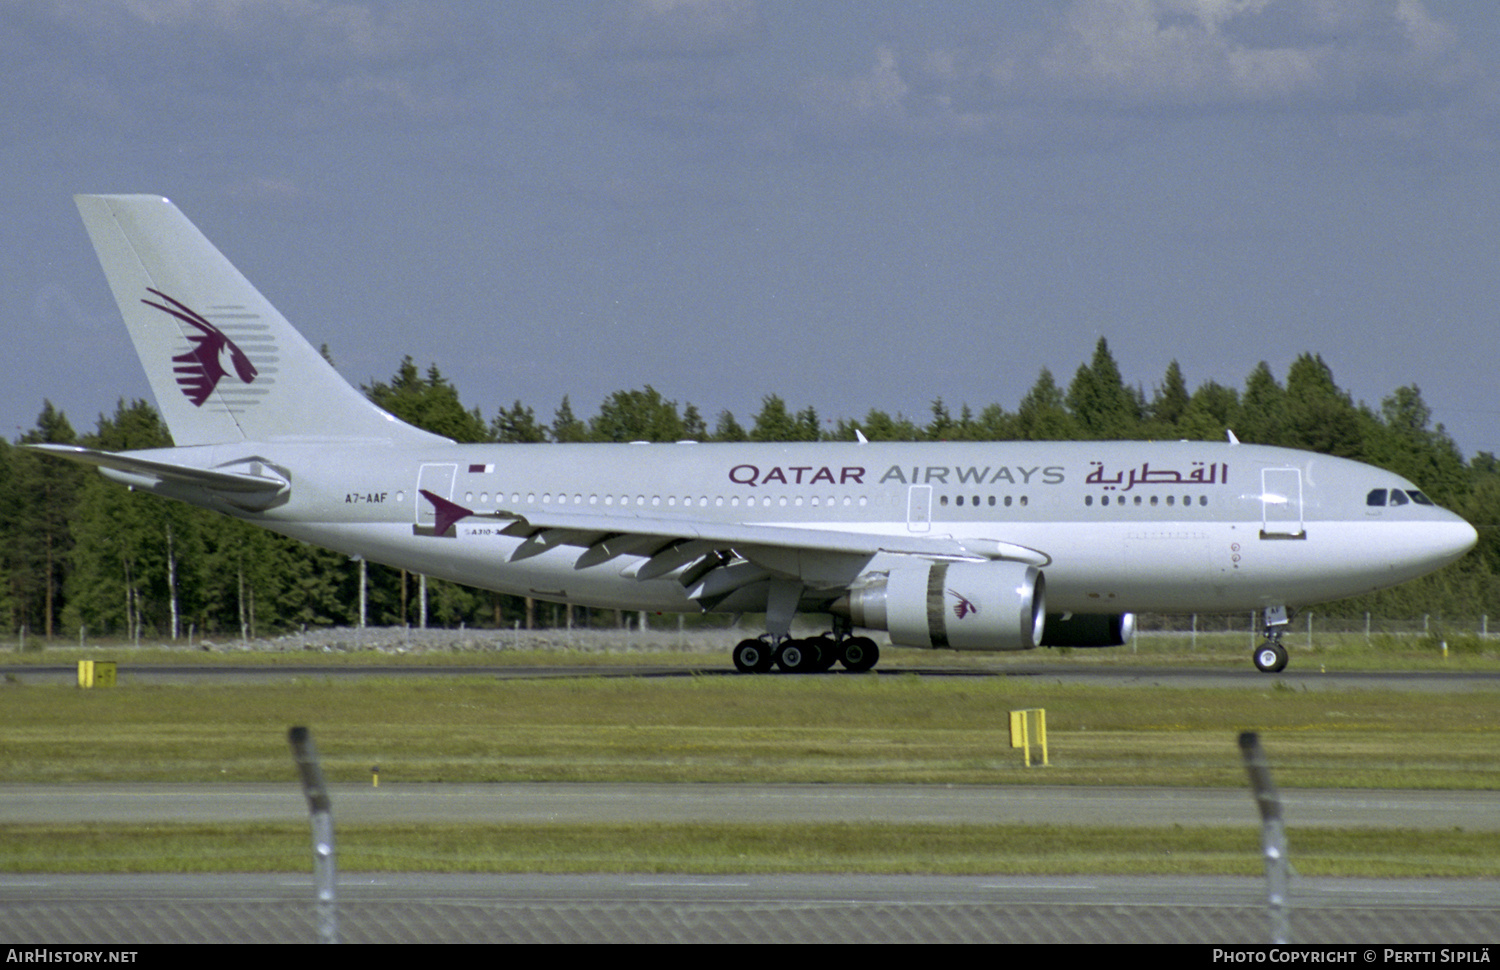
[142,287,258,406]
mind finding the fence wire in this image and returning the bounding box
[5,883,1499,944]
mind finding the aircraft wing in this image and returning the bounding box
[422,490,1048,608]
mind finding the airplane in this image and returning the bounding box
[30,194,1478,674]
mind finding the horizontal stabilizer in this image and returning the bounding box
[27,444,288,509]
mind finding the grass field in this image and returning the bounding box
[1,673,1496,788]
[2,635,1496,875]
[5,822,1496,878]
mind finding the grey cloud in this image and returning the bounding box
[800,1,1474,144]
[4,0,492,131]
[585,0,763,58]
[560,0,772,138]
[1043,0,1466,108]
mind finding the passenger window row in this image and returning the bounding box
[1084,494,1209,507]
[938,494,1027,508]
[461,491,871,510]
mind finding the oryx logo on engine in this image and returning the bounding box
[950,591,978,621]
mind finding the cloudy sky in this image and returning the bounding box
[5,1,1499,459]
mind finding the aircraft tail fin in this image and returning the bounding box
[74,194,445,447]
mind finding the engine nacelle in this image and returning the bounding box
[835,561,1045,651]
[1040,612,1135,648]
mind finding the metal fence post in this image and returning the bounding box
[1239,731,1290,944]
[288,726,339,944]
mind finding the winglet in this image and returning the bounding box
[420,489,473,537]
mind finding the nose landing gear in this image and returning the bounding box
[1253,638,1289,673]
[1253,606,1291,673]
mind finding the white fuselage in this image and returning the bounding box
[126,438,1477,620]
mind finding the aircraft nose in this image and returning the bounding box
[1430,513,1479,568]
[1365,510,1477,590]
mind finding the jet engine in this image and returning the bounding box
[834,560,1045,651]
[1039,612,1135,647]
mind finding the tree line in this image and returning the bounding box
[4,339,1496,641]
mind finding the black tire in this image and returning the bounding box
[1253,642,1288,673]
[840,636,880,673]
[733,639,766,673]
[776,640,807,673]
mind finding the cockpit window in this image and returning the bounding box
[1369,487,1437,508]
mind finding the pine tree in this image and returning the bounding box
[590,386,687,443]
[551,396,589,443]
[1364,385,1467,505]
[364,358,490,442]
[968,403,1019,441]
[853,409,921,441]
[1235,361,1287,445]
[1016,369,1076,440]
[1148,360,1191,433]
[1174,381,1240,442]
[1067,338,1141,439]
[0,439,17,632]
[712,410,747,442]
[491,400,547,443]
[12,403,80,638]
[681,404,708,442]
[750,396,820,442]
[1281,353,1364,459]
[65,400,187,638]
[926,399,956,441]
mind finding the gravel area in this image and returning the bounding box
[193,623,774,656]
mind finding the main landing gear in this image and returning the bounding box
[732,633,880,674]
[732,579,881,674]
[1253,605,1291,673]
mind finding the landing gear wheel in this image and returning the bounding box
[1253,641,1289,673]
[840,636,879,673]
[732,639,762,673]
[733,639,774,674]
[812,635,841,672]
[776,639,812,673]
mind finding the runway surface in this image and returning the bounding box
[1,781,1496,830]
[8,660,1500,691]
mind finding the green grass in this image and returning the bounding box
[4,822,1496,877]
[2,660,1496,875]
[1,675,1495,788]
